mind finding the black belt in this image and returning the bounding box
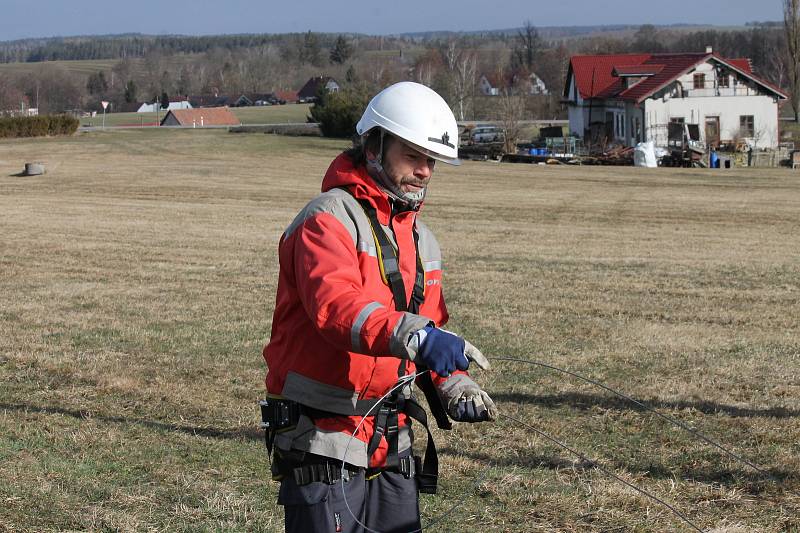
[273,451,417,486]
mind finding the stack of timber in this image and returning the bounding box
[581,145,634,166]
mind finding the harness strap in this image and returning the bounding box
[401,397,440,494]
[355,198,425,314]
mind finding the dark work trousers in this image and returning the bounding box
[279,469,421,533]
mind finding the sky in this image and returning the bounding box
[0,0,785,41]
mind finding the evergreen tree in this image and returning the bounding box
[330,35,353,65]
[309,86,370,137]
[160,91,170,109]
[301,31,322,66]
[345,64,358,84]
[124,80,138,103]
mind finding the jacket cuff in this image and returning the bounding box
[389,313,434,360]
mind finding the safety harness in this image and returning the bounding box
[260,192,451,494]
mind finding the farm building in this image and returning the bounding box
[160,107,240,127]
[563,48,787,149]
[479,72,549,96]
[188,94,233,108]
[297,76,340,102]
[231,93,285,106]
[138,100,192,113]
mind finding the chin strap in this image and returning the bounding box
[365,130,427,210]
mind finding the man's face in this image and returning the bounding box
[378,139,436,194]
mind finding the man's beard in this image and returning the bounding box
[367,160,427,209]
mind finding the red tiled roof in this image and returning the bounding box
[567,53,650,99]
[567,52,786,103]
[612,64,664,76]
[275,90,298,102]
[617,53,709,101]
[161,107,240,126]
[726,58,752,74]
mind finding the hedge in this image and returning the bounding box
[0,114,79,139]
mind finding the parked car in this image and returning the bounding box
[471,126,505,144]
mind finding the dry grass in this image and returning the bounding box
[1,129,799,531]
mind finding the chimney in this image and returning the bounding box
[705,46,713,54]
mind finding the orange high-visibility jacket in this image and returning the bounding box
[263,153,461,468]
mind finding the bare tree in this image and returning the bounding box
[0,75,25,114]
[442,40,477,121]
[21,65,85,113]
[497,74,526,153]
[784,0,800,121]
[413,49,442,87]
[511,21,542,74]
[451,47,477,121]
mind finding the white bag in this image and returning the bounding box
[633,141,658,168]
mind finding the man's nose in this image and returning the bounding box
[415,161,432,179]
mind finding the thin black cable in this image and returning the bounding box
[500,412,704,532]
[492,356,776,481]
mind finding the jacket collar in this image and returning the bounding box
[322,153,418,226]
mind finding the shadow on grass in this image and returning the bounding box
[491,391,800,419]
[0,402,263,441]
[438,446,797,493]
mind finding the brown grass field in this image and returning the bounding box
[1,129,799,532]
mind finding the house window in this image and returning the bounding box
[693,73,705,90]
[670,117,685,124]
[739,115,755,137]
[719,74,730,88]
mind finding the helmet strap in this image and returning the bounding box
[365,129,426,210]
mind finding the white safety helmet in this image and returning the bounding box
[356,81,460,166]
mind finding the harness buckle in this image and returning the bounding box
[259,398,300,431]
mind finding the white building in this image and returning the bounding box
[479,72,549,96]
[137,101,192,113]
[563,49,787,149]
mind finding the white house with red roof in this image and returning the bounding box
[563,48,787,149]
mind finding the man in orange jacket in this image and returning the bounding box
[261,81,497,533]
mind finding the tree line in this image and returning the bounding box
[0,24,791,122]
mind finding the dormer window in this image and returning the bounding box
[693,73,705,89]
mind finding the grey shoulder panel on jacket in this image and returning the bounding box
[283,188,363,245]
[415,218,443,265]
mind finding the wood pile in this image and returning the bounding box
[581,146,634,166]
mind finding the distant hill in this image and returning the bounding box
[396,22,768,40]
[0,22,780,64]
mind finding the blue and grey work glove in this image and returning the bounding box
[436,374,498,422]
[411,326,491,377]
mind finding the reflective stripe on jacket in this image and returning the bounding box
[263,153,457,468]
